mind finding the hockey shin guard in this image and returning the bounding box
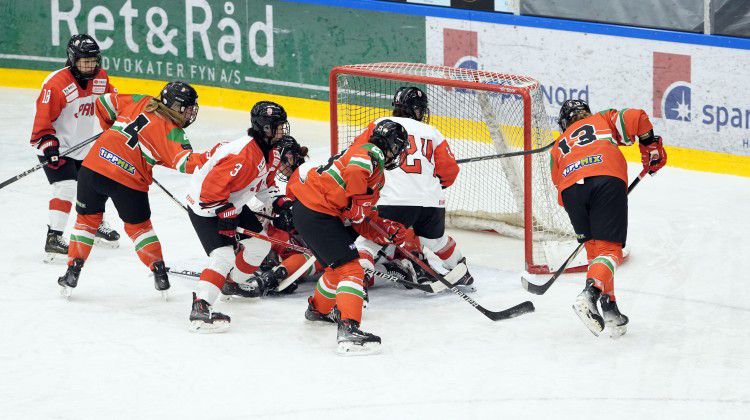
[422,235,463,270]
[196,246,234,304]
[232,237,272,282]
[68,212,103,265]
[333,260,366,323]
[124,220,163,270]
[586,240,623,300]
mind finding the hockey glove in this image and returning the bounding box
[342,194,376,224]
[639,135,667,175]
[370,217,408,246]
[216,203,240,238]
[272,196,295,232]
[37,135,64,169]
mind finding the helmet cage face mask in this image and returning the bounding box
[66,35,102,80]
[181,104,199,128]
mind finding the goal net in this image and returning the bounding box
[329,63,583,274]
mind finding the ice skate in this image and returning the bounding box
[256,266,292,296]
[188,293,230,333]
[600,294,629,339]
[44,226,68,264]
[151,261,170,301]
[221,275,262,299]
[336,318,381,356]
[572,279,605,336]
[94,220,120,248]
[444,257,476,292]
[57,258,83,298]
[304,298,339,324]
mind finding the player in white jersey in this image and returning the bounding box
[30,34,120,263]
[185,101,292,332]
[355,87,474,289]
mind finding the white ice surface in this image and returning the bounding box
[1,87,749,419]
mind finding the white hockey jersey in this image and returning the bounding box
[30,67,115,160]
[186,135,280,217]
[375,116,460,208]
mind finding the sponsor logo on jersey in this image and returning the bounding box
[562,154,603,177]
[62,82,79,102]
[653,52,691,122]
[93,78,107,86]
[99,147,136,174]
[92,86,106,94]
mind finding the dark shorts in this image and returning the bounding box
[188,206,263,255]
[292,201,359,268]
[377,205,446,239]
[39,156,82,184]
[76,166,151,224]
[561,175,628,246]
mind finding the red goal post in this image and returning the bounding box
[329,63,585,275]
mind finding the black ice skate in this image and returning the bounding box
[382,260,414,287]
[257,266,291,295]
[304,297,339,324]
[572,279,605,336]
[221,275,262,299]
[189,293,230,333]
[600,294,629,338]
[95,221,120,248]
[151,261,170,300]
[444,257,475,292]
[336,318,381,356]
[57,258,83,298]
[44,226,68,264]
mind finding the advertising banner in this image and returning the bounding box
[426,17,750,156]
[0,0,426,101]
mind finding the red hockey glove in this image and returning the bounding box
[216,203,240,237]
[37,135,64,169]
[639,135,667,175]
[369,217,408,246]
[342,194,376,224]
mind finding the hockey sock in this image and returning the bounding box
[195,246,234,304]
[585,240,623,300]
[49,180,76,232]
[233,237,272,282]
[68,212,103,265]
[421,235,463,270]
[281,253,318,278]
[312,269,338,316]
[333,260,366,323]
[124,220,163,270]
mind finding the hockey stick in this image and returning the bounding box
[521,169,649,295]
[368,221,535,321]
[455,140,555,164]
[0,132,102,190]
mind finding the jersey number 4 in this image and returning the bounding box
[402,135,434,174]
[121,114,151,149]
[558,124,596,155]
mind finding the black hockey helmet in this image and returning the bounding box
[159,81,199,128]
[274,135,308,182]
[66,34,101,80]
[369,119,409,170]
[249,101,290,146]
[557,99,591,131]
[392,86,430,123]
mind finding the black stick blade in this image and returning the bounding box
[484,300,535,321]
[521,276,555,295]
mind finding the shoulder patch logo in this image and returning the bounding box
[62,83,77,96]
[93,78,106,86]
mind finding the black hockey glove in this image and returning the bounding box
[37,134,63,169]
[216,203,239,238]
[272,197,295,232]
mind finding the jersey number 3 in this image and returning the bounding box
[122,114,151,149]
[558,124,596,155]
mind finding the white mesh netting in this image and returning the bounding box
[331,63,579,273]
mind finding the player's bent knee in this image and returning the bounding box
[208,246,235,277]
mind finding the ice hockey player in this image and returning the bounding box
[57,81,208,298]
[220,136,323,300]
[288,119,410,355]
[551,99,667,338]
[31,34,120,262]
[354,87,471,290]
[185,101,294,333]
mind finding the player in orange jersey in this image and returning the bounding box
[288,119,409,355]
[30,34,120,262]
[57,81,208,298]
[550,99,666,338]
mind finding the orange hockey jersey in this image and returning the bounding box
[30,67,115,160]
[289,134,385,218]
[83,93,207,192]
[550,108,653,202]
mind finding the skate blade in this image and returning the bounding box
[188,320,230,334]
[160,290,168,302]
[572,303,604,336]
[606,323,627,339]
[94,238,120,249]
[59,285,73,299]
[44,253,67,264]
[336,341,381,356]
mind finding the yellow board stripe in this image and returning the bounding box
[2,67,748,178]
